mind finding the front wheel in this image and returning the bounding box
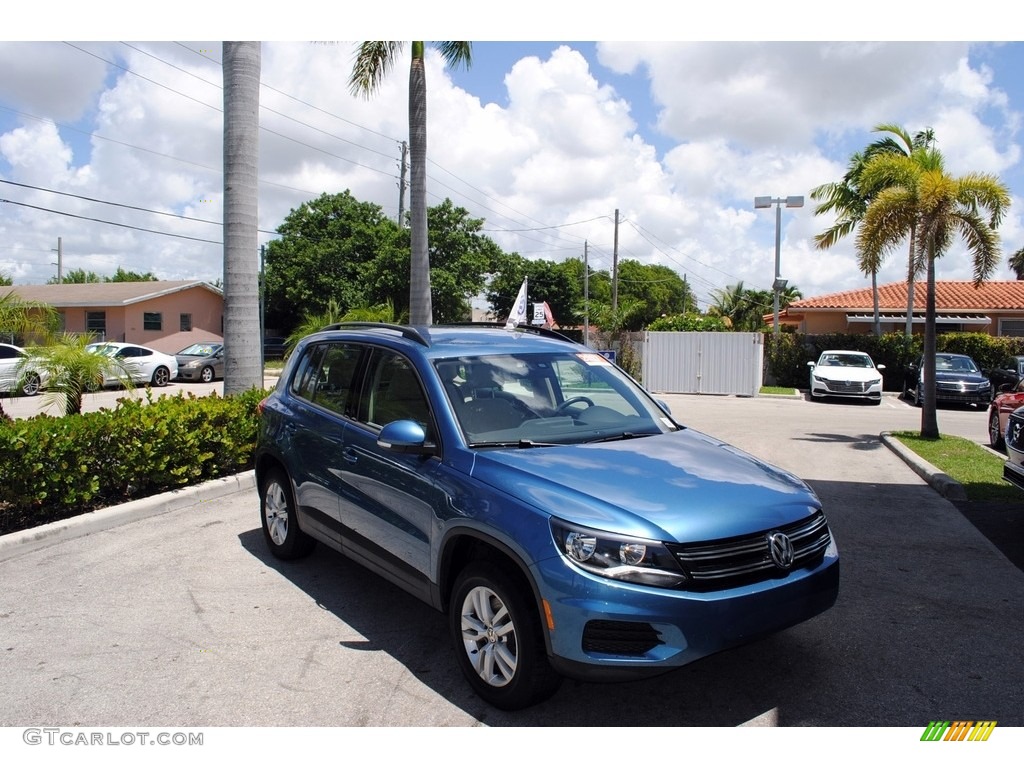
[449,562,561,710]
[989,409,1005,449]
[200,366,215,383]
[21,372,41,396]
[151,366,171,387]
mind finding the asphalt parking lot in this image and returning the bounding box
[1,390,1022,729]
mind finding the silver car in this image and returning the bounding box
[174,342,224,383]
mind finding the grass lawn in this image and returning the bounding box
[889,430,1020,501]
[759,385,797,395]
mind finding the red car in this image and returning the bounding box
[987,377,1024,448]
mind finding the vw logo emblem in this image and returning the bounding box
[768,532,795,569]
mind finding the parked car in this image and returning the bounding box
[904,353,991,408]
[175,342,224,383]
[1002,406,1024,490]
[807,349,885,404]
[85,342,178,387]
[986,374,1024,448]
[262,336,287,359]
[0,342,46,396]
[255,323,840,710]
[985,355,1024,393]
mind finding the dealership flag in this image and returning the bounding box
[505,277,528,329]
[542,301,557,329]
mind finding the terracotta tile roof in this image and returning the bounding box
[787,281,1024,312]
[3,281,221,307]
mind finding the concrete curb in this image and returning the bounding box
[0,470,257,562]
[880,432,968,501]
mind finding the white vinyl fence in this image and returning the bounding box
[642,332,764,396]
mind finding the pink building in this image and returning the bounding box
[4,281,224,353]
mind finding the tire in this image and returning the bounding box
[200,366,215,383]
[989,409,1005,449]
[449,561,562,710]
[21,372,41,397]
[260,467,315,560]
[151,366,171,387]
[913,385,922,407]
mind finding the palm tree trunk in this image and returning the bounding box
[904,227,916,337]
[921,250,939,438]
[408,42,432,325]
[871,268,880,336]
[222,42,263,394]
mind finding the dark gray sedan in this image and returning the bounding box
[174,342,224,383]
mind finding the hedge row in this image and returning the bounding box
[0,388,268,536]
[765,331,1024,390]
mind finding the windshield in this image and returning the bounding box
[85,343,116,357]
[820,353,873,368]
[178,343,221,356]
[435,351,678,447]
[936,355,979,373]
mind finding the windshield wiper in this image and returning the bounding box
[468,439,559,449]
[583,431,659,444]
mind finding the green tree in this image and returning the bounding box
[264,191,402,330]
[349,41,473,325]
[857,149,1010,438]
[1009,246,1024,279]
[222,41,263,395]
[615,260,690,329]
[487,254,585,327]
[108,267,158,282]
[48,268,103,284]
[708,282,771,332]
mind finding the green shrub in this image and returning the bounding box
[0,388,268,536]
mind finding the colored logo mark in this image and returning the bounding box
[921,721,997,742]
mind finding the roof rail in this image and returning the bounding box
[436,322,577,344]
[319,322,429,347]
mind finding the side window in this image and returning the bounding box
[291,344,327,401]
[360,350,431,432]
[311,344,362,416]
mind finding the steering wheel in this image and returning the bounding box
[556,396,594,413]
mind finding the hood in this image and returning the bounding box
[815,364,881,382]
[934,370,988,385]
[469,429,820,544]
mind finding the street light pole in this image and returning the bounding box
[754,195,803,338]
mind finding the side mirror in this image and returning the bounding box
[377,419,436,456]
[806,361,815,369]
[877,363,886,370]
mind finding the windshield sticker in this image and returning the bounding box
[576,352,612,366]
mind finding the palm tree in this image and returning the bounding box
[811,124,936,337]
[1009,246,1024,279]
[349,41,473,326]
[865,124,936,336]
[857,149,1010,438]
[222,41,263,395]
[0,290,58,421]
[17,333,136,416]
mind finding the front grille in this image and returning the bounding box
[826,380,869,394]
[666,511,831,592]
[582,620,663,656]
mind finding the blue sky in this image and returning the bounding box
[3,15,1023,309]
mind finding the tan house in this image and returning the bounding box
[4,281,223,353]
[776,280,1024,337]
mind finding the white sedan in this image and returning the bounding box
[807,349,885,405]
[0,342,48,396]
[85,342,178,387]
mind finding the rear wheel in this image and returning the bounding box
[260,467,315,559]
[449,561,561,710]
[989,409,1005,449]
[151,366,171,387]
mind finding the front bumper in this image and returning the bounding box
[535,537,840,680]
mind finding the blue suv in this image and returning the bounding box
[255,323,839,709]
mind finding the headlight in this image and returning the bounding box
[867,378,880,386]
[812,374,826,383]
[184,360,200,368]
[552,520,686,587]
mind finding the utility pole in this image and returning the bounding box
[397,141,408,226]
[583,241,589,347]
[54,236,63,282]
[612,209,619,311]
